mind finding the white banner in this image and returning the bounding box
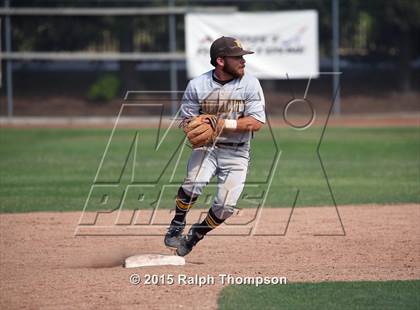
[185,11,319,79]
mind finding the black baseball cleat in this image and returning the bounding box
[164,220,185,249]
[176,223,204,257]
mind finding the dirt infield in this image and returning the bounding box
[1,204,419,309]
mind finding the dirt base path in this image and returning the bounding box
[1,204,419,309]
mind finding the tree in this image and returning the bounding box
[356,0,420,91]
[381,1,420,91]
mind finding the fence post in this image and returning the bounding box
[332,0,341,115]
[5,0,13,117]
[169,0,178,116]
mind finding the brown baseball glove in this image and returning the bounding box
[181,114,223,148]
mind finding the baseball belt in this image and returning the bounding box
[216,142,246,147]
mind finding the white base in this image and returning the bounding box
[123,254,185,268]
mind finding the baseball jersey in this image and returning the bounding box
[180,70,266,143]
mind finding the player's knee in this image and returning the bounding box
[211,204,236,220]
[181,181,207,198]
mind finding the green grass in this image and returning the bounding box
[218,280,420,310]
[0,126,418,213]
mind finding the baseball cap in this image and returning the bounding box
[210,36,254,66]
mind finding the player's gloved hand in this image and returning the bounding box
[181,114,224,148]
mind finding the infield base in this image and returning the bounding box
[123,254,185,268]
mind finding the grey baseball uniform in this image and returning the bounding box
[180,69,265,220]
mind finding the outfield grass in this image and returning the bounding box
[218,280,420,310]
[0,126,418,213]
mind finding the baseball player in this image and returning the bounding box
[164,36,266,256]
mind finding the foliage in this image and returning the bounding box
[7,1,420,90]
[87,74,120,102]
[8,1,420,59]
